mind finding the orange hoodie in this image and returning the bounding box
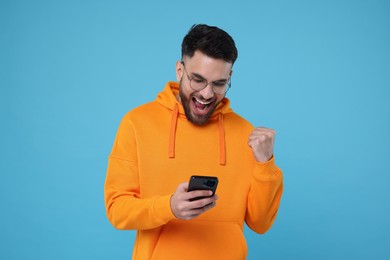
[105,82,283,260]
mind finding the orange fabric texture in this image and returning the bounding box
[104,82,283,259]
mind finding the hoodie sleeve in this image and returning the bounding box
[245,157,283,234]
[104,114,176,230]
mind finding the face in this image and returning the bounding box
[176,51,232,125]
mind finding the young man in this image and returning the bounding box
[105,24,283,259]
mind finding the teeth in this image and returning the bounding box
[194,97,212,105]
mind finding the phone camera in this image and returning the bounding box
[204,180,216,188]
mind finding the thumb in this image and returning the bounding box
[177,182,189,192]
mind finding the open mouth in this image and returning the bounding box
[191,96,214,116]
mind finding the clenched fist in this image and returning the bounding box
[248,127,276,163]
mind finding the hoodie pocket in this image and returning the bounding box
[151,220,247,260]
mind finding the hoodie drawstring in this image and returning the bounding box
[168,104,226,165]
[218,113,226,165]
[168,104,179,158]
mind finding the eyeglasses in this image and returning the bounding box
[181,61,231,95]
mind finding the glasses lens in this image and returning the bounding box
[213,87,225,94]
[190,80,206,91]
[213,81,230,94]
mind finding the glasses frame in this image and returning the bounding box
[181,61,231,95]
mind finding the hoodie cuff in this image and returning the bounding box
[153,194,176,223]
[252,156,281,181]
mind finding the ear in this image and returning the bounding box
[175,61,183,82]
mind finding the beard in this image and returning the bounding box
[179,80,220,126]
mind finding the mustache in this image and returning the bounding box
[191,94,216,103]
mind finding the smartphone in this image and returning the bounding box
[188,175,218,201]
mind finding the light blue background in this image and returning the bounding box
[1,0,389,259]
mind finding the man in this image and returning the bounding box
[105,24,283,260]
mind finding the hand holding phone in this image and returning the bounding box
[170,176,219,220]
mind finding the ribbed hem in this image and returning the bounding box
[252,156,282,181]
[153,194,177,223]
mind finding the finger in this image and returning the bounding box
[248,137,275,150]
[248,136,271,146]
[248,133,275,143]
[207,201,217,210]
[254,126,276,132]
[186,201,217,219]
[177,182,189,192]
[251,128,274,134]
[249,129,275,138]
[248,135,268,142]
[187,190,213,201]
[177,189,213,204]
[188,195,217,209]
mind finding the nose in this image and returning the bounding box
[198,84,214,99]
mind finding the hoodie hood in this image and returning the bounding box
[156,82,233,165]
